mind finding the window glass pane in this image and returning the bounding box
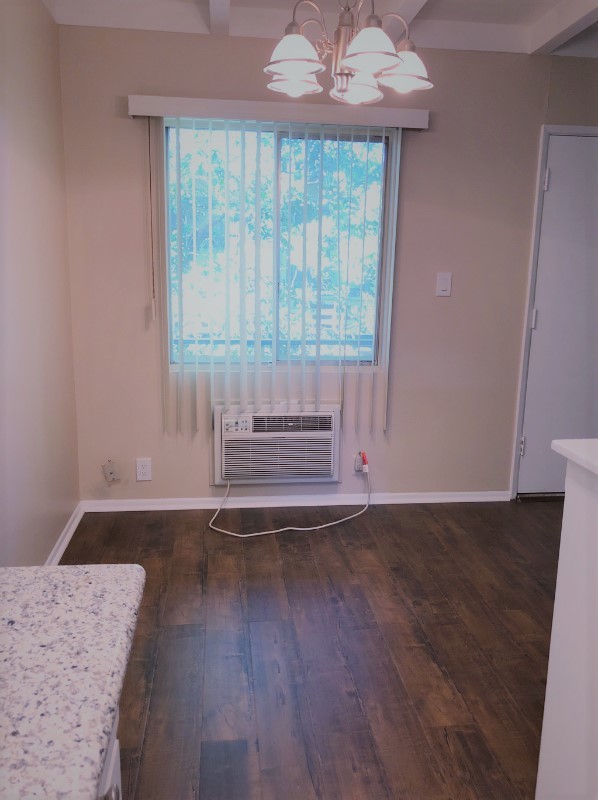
[166,121,387,365]
[278,130,385,362]
[167,125,276,364]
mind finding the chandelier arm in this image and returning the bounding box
[380,12,410,42]
[292,0,329,37]
[354,0,367,29]
[299,18,334,57]
[299,16,330,40]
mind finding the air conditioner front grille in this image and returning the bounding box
[252,414,334,433]
[222,437,334,481]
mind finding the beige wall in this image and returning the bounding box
[0,0,79,565]
[0,18,592,556]
[546,56,598,126]
[59,26,557,500]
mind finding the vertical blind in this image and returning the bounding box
[162,117,401,432]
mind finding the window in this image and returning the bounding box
[165,118,399,368]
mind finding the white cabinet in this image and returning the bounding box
[97,709,122,800]
[536,440,598,799]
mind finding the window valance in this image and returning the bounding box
[128,95,429,130]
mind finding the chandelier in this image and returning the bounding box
[264,0,433,105]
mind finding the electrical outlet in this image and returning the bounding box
[354,452,364,472]
[136,457,152,481]
[102,460,119,483]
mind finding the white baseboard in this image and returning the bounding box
[369,491,511,505]
[45,502,85,565]
[80,490,511,513]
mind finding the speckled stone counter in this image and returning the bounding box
[0,564,145,799]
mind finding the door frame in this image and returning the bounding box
[510,124,598,498]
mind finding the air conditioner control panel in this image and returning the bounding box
[223,415,251,433]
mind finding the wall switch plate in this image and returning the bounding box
[136,457,152,481]
[436,272,452,297]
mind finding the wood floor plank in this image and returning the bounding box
[280,542,346,676]
[118,630,159,751]
[380,623,473,730]
[318,730,391,800]
[310,529,379,631]
[135,624,204,800]
[420,617,538,799]
[202,573,257,745]
[161,517,205,627]
[198,739,260,800]
[119,581,161,796]
[204,517,244,575]
[367,506,543,797]
[249,620,318,800]
[302,667,394,795]
[396,509,548,733]
[340,625,450,799]
[169,515,206,574]
[60,511,120,564]
[426,725,522,800]
[305,667,368,739]
[162,571,204,627]
[276,527,320,562]
[474,501,562,574]
[431,504,555,627]
[201,547,262,799]
[119,748,139,800]
[243,530,290,623]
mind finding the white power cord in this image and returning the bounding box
[208,466,372,539]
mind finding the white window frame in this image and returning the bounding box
[163,118,401,372]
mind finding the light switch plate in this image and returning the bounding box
[436,272,452,297]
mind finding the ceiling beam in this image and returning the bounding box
[528,0,598,53]
[381,0,431,43]
[40,0,210,33]
[411,19,529,53]
[395,0,432,25]
[209,0,230,35]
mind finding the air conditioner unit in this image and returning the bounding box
[213,406,341,485]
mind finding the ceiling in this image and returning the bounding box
[41,0,598,56]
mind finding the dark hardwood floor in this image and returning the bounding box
[61,500,563,800]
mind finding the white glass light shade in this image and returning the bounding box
[340,27,399,75]
[264,34,324,79]
[378,50,433,93]
[267,74,323,98]
[330,72,383,105]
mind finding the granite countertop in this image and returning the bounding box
[0,564,145,800]
[552,438,598,477]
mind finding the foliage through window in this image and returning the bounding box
[165,119,397,367]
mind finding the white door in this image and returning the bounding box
[518,133,598,494]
